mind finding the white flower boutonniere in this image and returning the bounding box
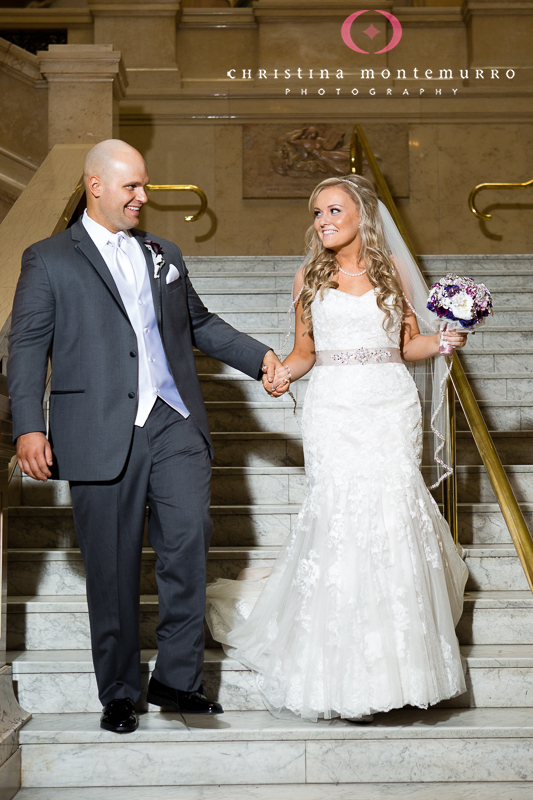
[144,240,166,279]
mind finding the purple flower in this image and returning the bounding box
[144,240,163,257]
[426,272,493,329]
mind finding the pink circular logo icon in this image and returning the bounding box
[341,10,403,55]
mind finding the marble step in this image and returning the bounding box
[458,502,533,544]
[198,373,309,403]
[198,372,533,405]
[6,541,529,597]
[19,465,533,507]
[212,430,533,468]
[191,271,533,292]
[199,327,533,353]
[456,591,533,645]
[6,546,279,596]
[212,433,303,467]
[16,707,533,788]
[9,502,531,549]
[190,270,533,291]
[8,504,297,549]
[195,348,533,376]
[8,645,533,715]
[7,592,533,650]
[12,784,533,800]
[201,308,532,329]
[455,401,533,431]
[460,350,533,374]
[199,289,297,309]
[186,253,533,273]
[464,544,530,591]
[197,286,532,310]
[458,431,533,465]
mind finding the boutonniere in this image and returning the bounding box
[144,240,166,279]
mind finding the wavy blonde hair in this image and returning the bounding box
[299,174,404,338]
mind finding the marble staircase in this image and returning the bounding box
[7,255,533,797]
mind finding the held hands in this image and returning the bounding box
[16,431,53,481]
[261,350,291,397]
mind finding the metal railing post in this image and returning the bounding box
[442,368,458,545]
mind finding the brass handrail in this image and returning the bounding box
[146,184,208,222]
[351,123,533,591]
[469,178,533,220]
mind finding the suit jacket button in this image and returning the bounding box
[128,391,136,399]
[130,351,137,357]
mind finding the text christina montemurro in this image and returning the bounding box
[226,68,516,81]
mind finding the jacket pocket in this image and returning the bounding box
[166,279,183,294]
[50,390,86,395]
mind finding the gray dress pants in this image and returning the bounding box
[70,398,212,705]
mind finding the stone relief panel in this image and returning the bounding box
[243,123,409,199]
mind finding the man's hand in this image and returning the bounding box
[17,432,53,481]
[261,350,291,397]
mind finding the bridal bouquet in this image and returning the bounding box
[427,273,493,355]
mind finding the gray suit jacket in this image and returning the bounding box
[8,218,271,481]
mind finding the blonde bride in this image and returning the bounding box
[206,175,469,723]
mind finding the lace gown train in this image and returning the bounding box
[205,288,468,721]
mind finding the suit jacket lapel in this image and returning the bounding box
[71,219,129,319]
[135,233,166,332]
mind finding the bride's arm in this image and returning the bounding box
[401,305,467,361]
[276,269,316,385]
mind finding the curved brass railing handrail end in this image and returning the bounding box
[469,178,533,221]
[146,184,208,223]
[468,185,491,221]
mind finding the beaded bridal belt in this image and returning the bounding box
[315,347,403,366]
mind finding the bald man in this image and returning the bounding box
[8,139,286,733]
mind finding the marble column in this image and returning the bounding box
[89,0,181,90]
[38,44,128,151]
[0,375,30,800]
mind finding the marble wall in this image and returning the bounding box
[1,0,533,254]
[120,118,533,256]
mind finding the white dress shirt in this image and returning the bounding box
[82,210,189,426]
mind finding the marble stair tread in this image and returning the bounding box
[8,543,526,594]
[461,348,533,354]
[7,545,280,561]
[460,590,533,607]
[7,648,242,674]
[186,254,533,270]
[464,373,533,380]
[9,503,302,518]
[12,783,533,800]
[18,707,533,744]
[7,591,533,613]
[6,543,523,561]
[10,501,533,517]
[462,543,523,557]
[10,644,533,674]
[197,326,532,334]
[201,371,529,382]
[7,595,152,613]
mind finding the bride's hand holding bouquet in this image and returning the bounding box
[427,273,493,356]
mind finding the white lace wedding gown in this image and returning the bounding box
[205,287,468,721]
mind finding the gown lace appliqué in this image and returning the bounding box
[205,288,469,721]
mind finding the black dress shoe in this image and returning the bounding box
[147,676,223,714]
[100,698,139,733]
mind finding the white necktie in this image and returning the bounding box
[113,233,138,293]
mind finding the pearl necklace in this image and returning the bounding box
[336,263,367,278]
